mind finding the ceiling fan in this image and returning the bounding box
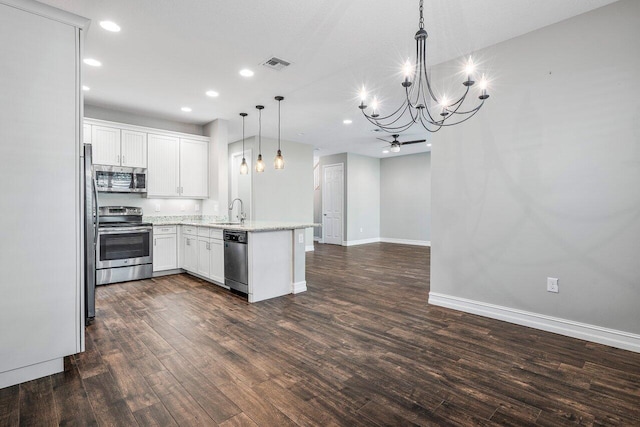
[377,134,426,153]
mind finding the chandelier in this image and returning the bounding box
[358,0,490,133]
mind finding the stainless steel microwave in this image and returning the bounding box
[94,165,147,193]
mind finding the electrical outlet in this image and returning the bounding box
[154,203,161,212]
[298,233,304,244]
[360,227,363,233]
[547,277,559,293]
[195,204,200,212]
[180,204,185,212]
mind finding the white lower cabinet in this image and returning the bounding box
[180,226,224,284]
[182,234,198,272]
[153,226,177,272]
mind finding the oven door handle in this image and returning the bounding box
[98,226,152,234]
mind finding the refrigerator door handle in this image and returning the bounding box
[92,177,99,245]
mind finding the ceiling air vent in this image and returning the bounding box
[262,56,291,71]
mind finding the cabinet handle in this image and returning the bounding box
[186,238,190,246]
[177,187,180,194]
[207,242,210,250]
[122,155,126,165]
[116,155,120,164]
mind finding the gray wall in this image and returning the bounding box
[229,136,314,244]
[380,152,431,242]
[431,0,640,335]
[85,104,204,135]
[346,153,380,241]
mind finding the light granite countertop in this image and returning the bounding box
[145,216,319,232]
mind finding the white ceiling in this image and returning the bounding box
[40,0,617,157]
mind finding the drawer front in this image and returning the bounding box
[197,226,211,237]
[209,228,223,240]
[183,225,197,236]
[154,225,176,235]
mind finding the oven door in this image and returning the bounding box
[96,227,152,269]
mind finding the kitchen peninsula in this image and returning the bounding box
[148,217,318,303]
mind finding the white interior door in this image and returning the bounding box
[322,163,344,245]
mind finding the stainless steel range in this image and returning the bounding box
[96,206,153,285]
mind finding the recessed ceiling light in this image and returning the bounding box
[99,21,121,32]
[83,58,102,67]
[239,69,254,77]
[382,150,390,154]
[343,119,352,124]
[181,107,192,112]
[298,132,305,136]
[82,85,90,91]
[205,90,219,97]
[427,143,432,147]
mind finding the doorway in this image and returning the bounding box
[322,163,344,245]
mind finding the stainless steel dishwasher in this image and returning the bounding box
[224,230,248,294]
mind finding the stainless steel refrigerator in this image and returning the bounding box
[83,144,97,324]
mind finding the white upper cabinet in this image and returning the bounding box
[92,125,121,166]
[180,138,208,198]
[148,133,180,197]
[83,124,91,145]
[92,125,147,168]
[120,130,147,168]
[84,119,208,198]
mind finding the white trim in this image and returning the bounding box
[292,281,307,294]
[0,0,90,29]
[0,358,64,389]
[343,237,381,246]
[380,238,431,247]
[428,292,640,353]
[305,244,314,252]
[84,118,210,142]
[313,236,321,242]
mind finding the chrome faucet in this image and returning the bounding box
[228,198,246,224]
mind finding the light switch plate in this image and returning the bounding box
[547,277,559,293]
[298,233,304,243]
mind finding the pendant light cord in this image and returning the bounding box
[278,99,281,150]
[259,109,262,153]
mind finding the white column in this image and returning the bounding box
[202,119,228,216]
[292,228,307,293]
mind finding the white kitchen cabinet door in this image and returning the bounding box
[153,234,177,272]
[83,123,91,144]
[92,125,121,166]
[120,129,147,168]
[196,237,211,277]
[179,138,208,198]
[209,239,224,283]
[182,235,198,272]
[148,133,180,197]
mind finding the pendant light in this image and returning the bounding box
[239,112,248,175]
[255,105,265,173]
[274,95,285,170]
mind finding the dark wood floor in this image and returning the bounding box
[2,243,640,426]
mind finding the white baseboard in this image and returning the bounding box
[342,237,381,246]
[292,281,307,294]
[428,292,640,353]
[313,236,321,242]
[0,358,63,389]
[380,238,431,247]
[305,244,314,252]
